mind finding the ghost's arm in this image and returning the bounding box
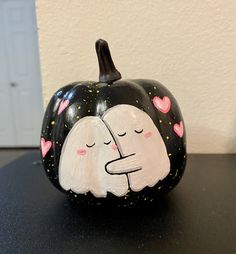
[106,155,141,174]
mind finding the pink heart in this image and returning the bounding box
[173,121,184,138]
[41,138,52,158]
[58,99,69,115]
[153,96,171,113]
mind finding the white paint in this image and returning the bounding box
[36,1,236,153]
[59,106,170,197]
[59,116,128,197]
[0,0,43,147]
[103,105,170,192]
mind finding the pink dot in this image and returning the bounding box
[112,144,118,150]
[77,148,86,156]
[144,131,153,139]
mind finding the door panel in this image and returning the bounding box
[0,0,43,147]
[0,18,16,146]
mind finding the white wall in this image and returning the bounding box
[36,0,236,153]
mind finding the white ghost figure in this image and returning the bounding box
[102,105,170,192]
[59,116,128,197]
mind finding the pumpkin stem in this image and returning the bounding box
[95,39,122,83]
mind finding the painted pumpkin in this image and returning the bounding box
[40,39,186,207]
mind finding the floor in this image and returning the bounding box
[0,148,38,168]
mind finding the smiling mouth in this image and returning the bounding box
[105,153,142,175]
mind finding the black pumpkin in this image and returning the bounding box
[41,39,186,207]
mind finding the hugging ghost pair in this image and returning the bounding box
[59,104,170,198]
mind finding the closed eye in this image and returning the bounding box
[135,129,143,134]
[104,140,111,145]
[86,143,95,148]
[118,132,126,137]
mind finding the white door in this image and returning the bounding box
[0,0,43,147]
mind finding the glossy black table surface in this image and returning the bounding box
[0,152,235,254]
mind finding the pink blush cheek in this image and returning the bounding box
[112,144,118,151]
[144,131,153,139]
[76,148,87,156]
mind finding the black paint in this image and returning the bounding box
[96,38,122,83]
